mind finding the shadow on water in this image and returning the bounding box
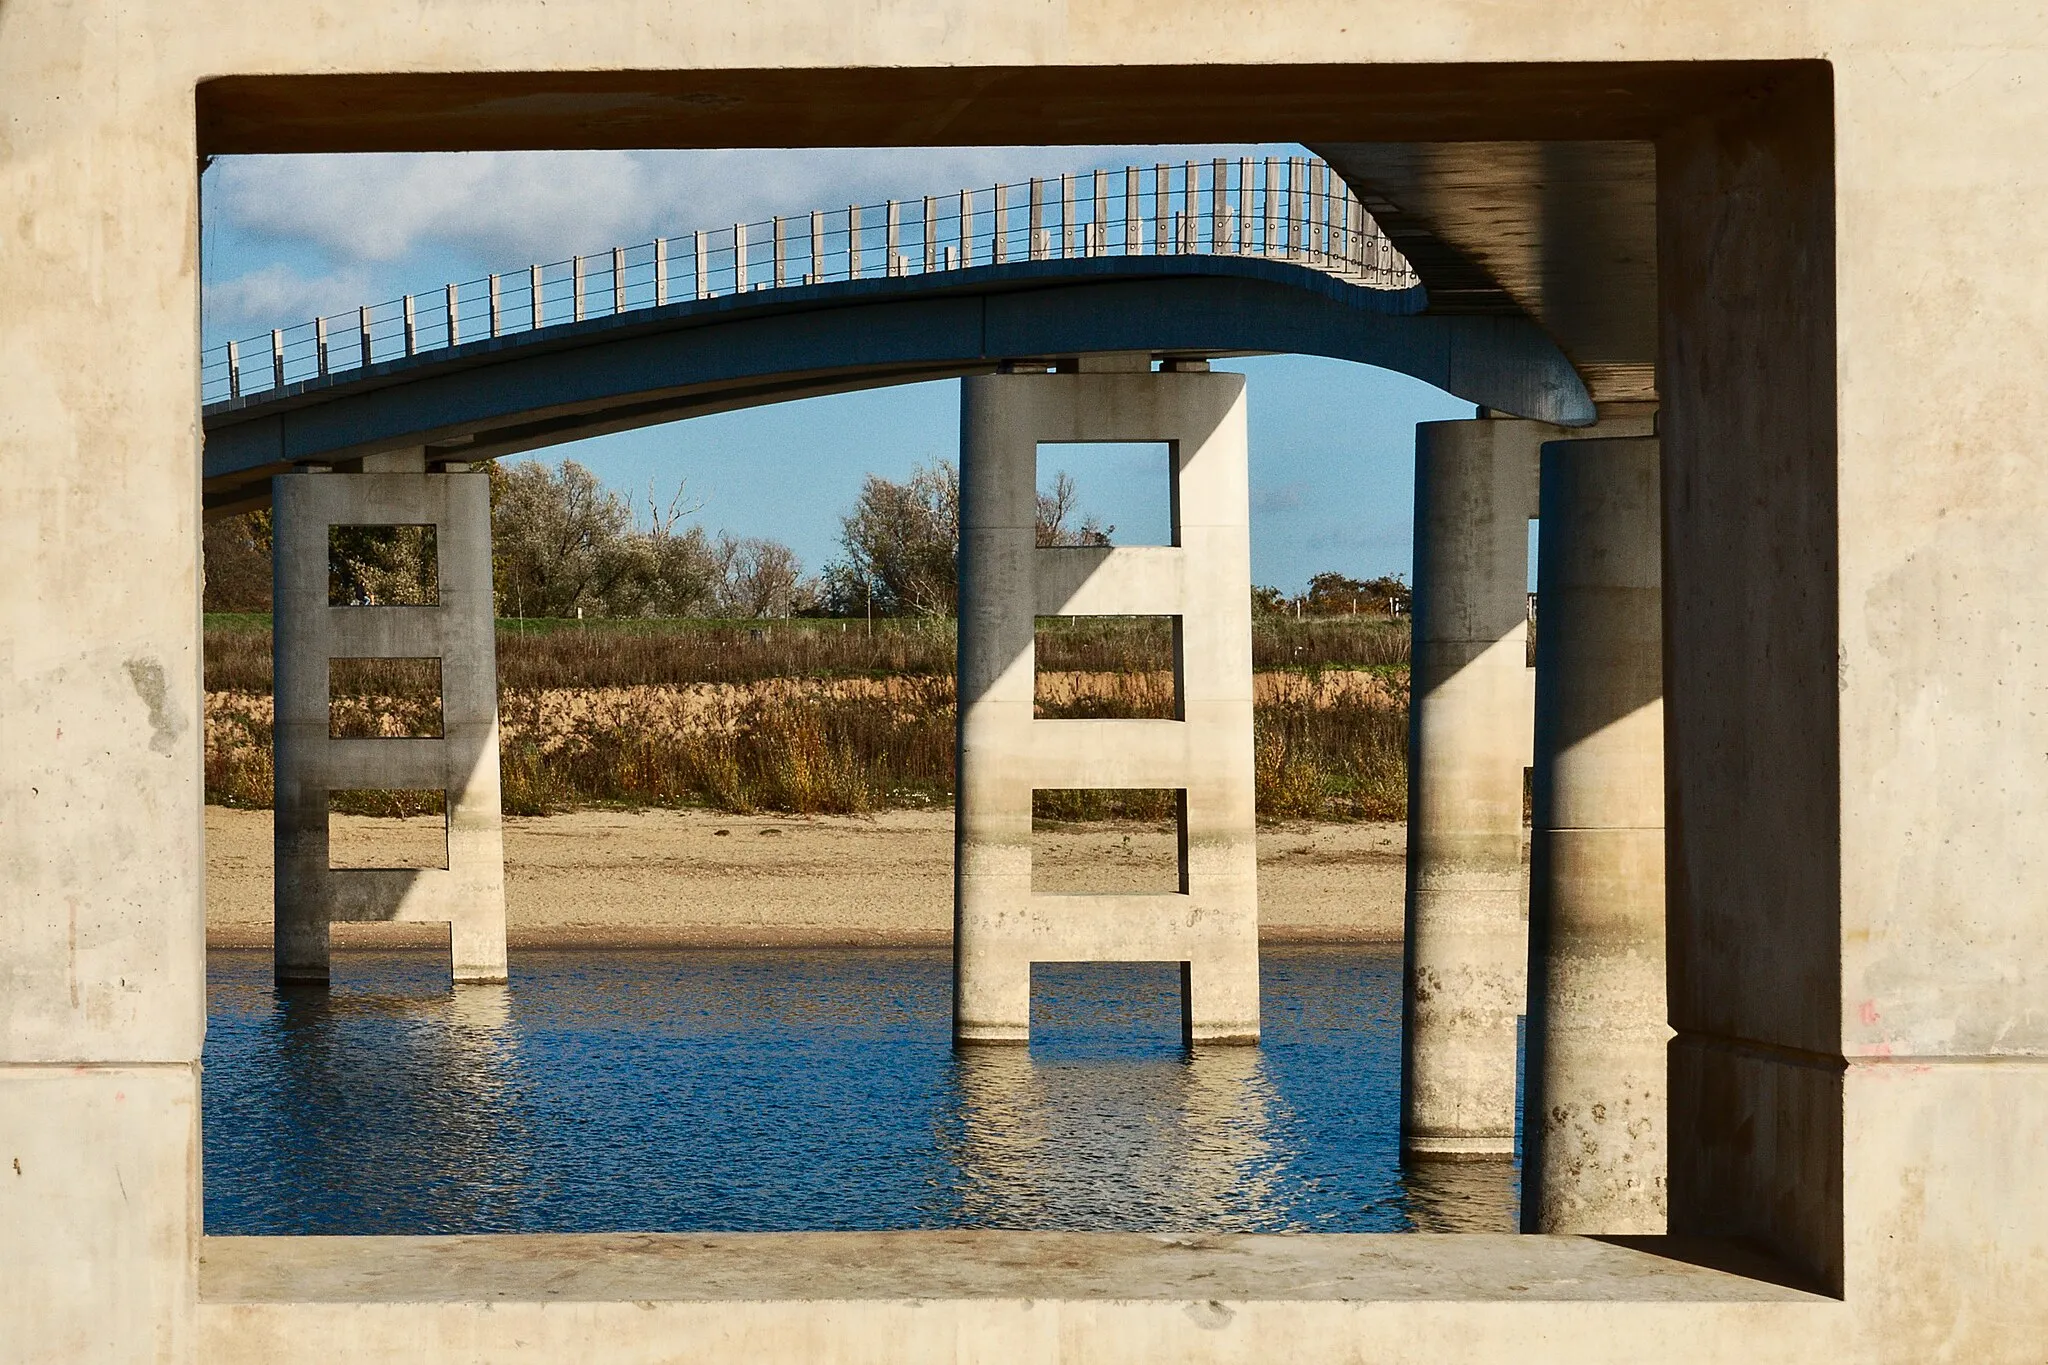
[203,946,1514,1235]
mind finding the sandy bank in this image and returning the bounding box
[204,805,1406,949]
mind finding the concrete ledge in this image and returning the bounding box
[198,1232,1837,1363]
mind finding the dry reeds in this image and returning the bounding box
[202,617,1410,821]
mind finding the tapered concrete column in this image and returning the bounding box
[272,451,509,985]
[1522,434,1667,1233]
[956,363,1258,1045]
[1401,418,1544,1160]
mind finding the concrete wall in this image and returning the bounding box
[6,5,2048,1362]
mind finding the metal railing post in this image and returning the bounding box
[1212,158,1228,252]
[359,305,373,366]
[227,340,241,399]
[810,211,823,283]
[572,256,587,320]
[1061,173,1074,258]
[1153,163,1169,255]
[886,199,901,275]
[1027,179,1044,261]
[849,205,862,277]
[1290,156,1306,258]
[1264,157,1280,257]
[530,265,544,327]
[655,239,669,305]
[489,274,503,336]
[315,316,330,377]
[402,295,417,355]
[1125,167,1140,254]
[446,282,460,346]
[270,329,286,391]
[734,223,748,291]
[612,246,626,313]
[991,185,1006,265]
[694,231,709,299]
[774,217,787,287]
[959,189,973,267]
[1239,157,1254,255]
[1091,169,1107,256]
[924,196,937,273]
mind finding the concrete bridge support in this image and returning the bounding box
[271,451,509,985]
[1522,435,1667,1233]
[955,362,1259,1045]
[1401,417,1544,1162]
[1401,411,1657,1166]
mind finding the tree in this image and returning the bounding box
[490,458,650,618]
[1301,571,1411,617]
[202,510,274,611]
[821,462,1114,617]
[711,535,810,617]
[1034,470,1114,547]
[823,461,961,617]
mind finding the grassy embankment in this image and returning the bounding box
[203,614,1410,821]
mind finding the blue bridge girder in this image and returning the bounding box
[201,253,1594,515]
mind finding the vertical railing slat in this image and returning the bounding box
[810,210,823,284]
[774,217,788,287]
[530,265,544,327]
[1125,167,1140,255]
[1091,169,1108,256]
[446,282,460,347]
[316,316,330,377]
[612,246,626,313]
[992,184,1006,265]
[360,305,374,366]
[959,189,973,268]
[734,223,748,292]
[489,275,503,336]
[655,239,670,305]
[849,205,862,278]
[403,295,417,355]
[924,196,937,273]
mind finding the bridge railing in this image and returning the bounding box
[200,155,1416,409]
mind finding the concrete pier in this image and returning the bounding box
[1401,417,1544,1160]
[1522,435,1667,1233]
[955,363,1258,1045]
[272,451,508,985]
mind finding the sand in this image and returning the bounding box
[205,805,1407,949]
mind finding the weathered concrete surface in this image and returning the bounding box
[1524,435,1666,1234]
[197,1231,1836,1364]
[956,368,1258,1043]
[10,5,2048,1362]
[1400,413,1648,1163]
[271,459,507,985]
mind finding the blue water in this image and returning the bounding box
[202,947,1516,1235]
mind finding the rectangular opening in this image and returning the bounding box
[1032,788,1185,893]
[329,524,438,605]
[1029,960,1188,1053]
[328,657,443,737]
[1036,441,1175,546]
[327,788,448,869]
[1035,615,1179,719]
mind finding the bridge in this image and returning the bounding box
[200,154,1596,514]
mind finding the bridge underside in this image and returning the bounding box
[202,256,1592,515]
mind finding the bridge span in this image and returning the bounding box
[202,155,1595,514]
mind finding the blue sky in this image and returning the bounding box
[201,147,1472,593]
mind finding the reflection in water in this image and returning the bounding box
[1399,1159,1521,1232]
[203,947,1516,1235]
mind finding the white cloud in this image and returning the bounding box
[202,262,378,337]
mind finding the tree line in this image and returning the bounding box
[202,456,1404,620]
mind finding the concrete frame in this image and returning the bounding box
[8,15,2048,1363]
[955,363,1258,1045]
[1523,434,1667,1234]
[1401,411,1652,1163]
[271,452,508,985]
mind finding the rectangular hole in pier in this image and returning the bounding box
[329,657,444,738]
[1036,441,1174,546]
[1030,960,1187,1053]
[1035,615,1178,719]
[327,789,448,869]
[1032,788,1184,893]
[329,524,439,606]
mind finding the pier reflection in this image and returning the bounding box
[942,1043,1290,1230]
